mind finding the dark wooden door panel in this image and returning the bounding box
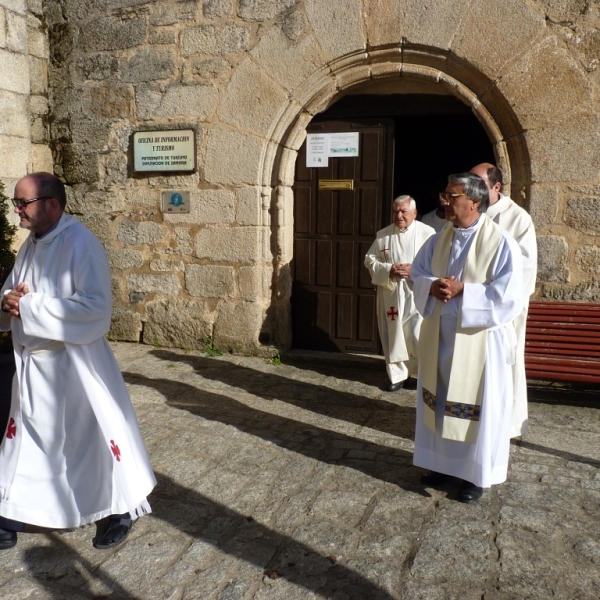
[292,119,393,353]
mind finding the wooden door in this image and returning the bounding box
[292,119,394,352]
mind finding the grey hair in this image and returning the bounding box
[447,172,489,213]
[393,195,416,211]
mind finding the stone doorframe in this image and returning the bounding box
[262,46,530,349]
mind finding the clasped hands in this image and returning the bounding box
[390,263,411,279]
[430,276,464,302]
[1,282,30,318]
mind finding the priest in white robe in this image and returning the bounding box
[365,196,435,391]
[411,173,523,503]
[470,163,537,437]
[0,172,156,551]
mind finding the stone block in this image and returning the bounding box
[239,266,269,302]
[143,299,214,349]
[194,226,262,264]
[80,15,146,52]
[0,91,28,137]
[125,188,159,209]
[0,50,29,94]
[109,304,142,342]
[565,196,600,236]
[526,115,600,183]
[164,188,235,225]
[537,235,570,283]
[107,247,144,271]
[236,186,262,226]
[282,9,306,41]
[120,48,175,83]
[529,184,558,231]
[238,0,297,21]
[496,36,593,129]
[99,152,128,187]
[6,11,27,54]
[218,57,288,137]
[149,0,198,26]
[88,84,134,119]
[77,53,118,81]
[214,299,264,351]
[250,27,325,92]
[305,0,366,59]
[181,24,250,57]
[148,29,176,46]
[30,93,48,115]
[150,259,185,272]
[118,221,170,246]
[30,143,52,172]
[189,57,231,80]
[204,126,264,185]
[126,273,182,295]
[541,280,600,302]
[173,227,193,255]
[186,264,235,298]
[69,189,125,214]
[27,0,44,16]
[0,135,30,178]
[364,0,405,47]
[0,11,5,48]
[78,213,116,244]
[452,0,545,78]
[138,84,218,120]
[30,118,45,143]
[575,246,600,275]
[203,0,233,19]
[27,22,47,59]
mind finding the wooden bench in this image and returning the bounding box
[525,300,600,383]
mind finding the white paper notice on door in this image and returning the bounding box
[329,132,359,157]
[306,133,329,167]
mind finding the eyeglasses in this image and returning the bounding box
[10,196,51,209]
[438,192,468,203]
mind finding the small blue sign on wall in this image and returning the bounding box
[161,190,190,213]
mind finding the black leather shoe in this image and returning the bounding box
[93,513,133,550]
[421,471,451,486]
[0,529,17,550]
[386,380,404,392]
[459,480,483,504]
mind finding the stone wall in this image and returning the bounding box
[0,0,52,246]
[38,0,600,353]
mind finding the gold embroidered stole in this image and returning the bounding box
[419,215,503,443]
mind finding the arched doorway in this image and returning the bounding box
[290,89,495,353]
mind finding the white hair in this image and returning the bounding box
[393,195,416,211]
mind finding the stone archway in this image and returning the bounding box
[265,47,530,349]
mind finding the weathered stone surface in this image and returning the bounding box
[195,226,262,264]
[235,186,262,226]
[143,299,213,348]
[77,53,118,80]
[150,259,185,272]
[6,11,27,54]
[28,55,46,94]
[186,264,235,298]
[149,0,198,26]
[88,84,133,119]
[68,189,125,214]
[148,29,176,46]
[0,90,28,137]
[78,212,116,244]
[126,273,182,295]
[27,22,47,59]
[181,24,250,57]
[189,57,231,80]
[164,189,235,225]
[250,27,325,92]
[107,247,144,271]
[238,0,297,22]
[305,0,366,58]
[79,15,146,52]
[364,0,405,47]
[214,300,263,350]
[282,9,307,41]
[238,266,269,302]
[0,135,30,178]
[136,83,218,120]
[565,197,600,236]
[528,184,558,231]
[0,10,6,48]
[118,221,170,246]
[541,280,600,302]
[203,0,232,20]
[0,49,29,94]
[575,246,600,275]
[30,143,52,172]
[121,48,175,83]
[537,235,570,283]
[204,127,264,185]
[218,57,288,136]
[109,303,142,341]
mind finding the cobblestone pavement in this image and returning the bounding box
[1,342,600,599]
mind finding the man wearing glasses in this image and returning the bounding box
[410,173,523,503]
[0,172,155,550]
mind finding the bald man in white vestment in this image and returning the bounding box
[411,173,523,503]
[0,172,156,550]
[365,196,435,391]
[470,163,537,437]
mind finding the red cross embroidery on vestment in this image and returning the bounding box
[6,418,16,439]
[387,307,399,321]
[110,440,121,462]
[379,247,389,262]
